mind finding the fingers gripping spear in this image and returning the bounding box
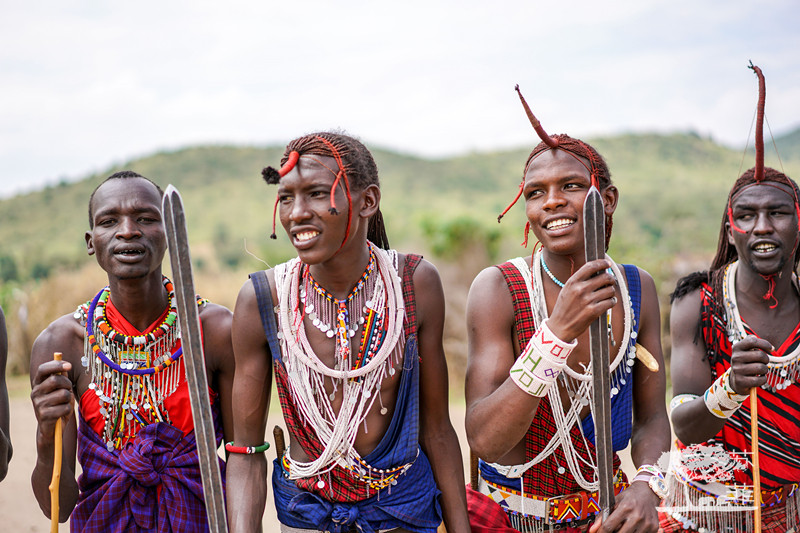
[163,185,228,533]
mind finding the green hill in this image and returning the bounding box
[2,129,799,285]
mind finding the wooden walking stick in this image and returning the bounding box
[751,388,761,533]
[49,352,63,533]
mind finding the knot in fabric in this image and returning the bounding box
[331,504,359,525]
[119,422,181,487]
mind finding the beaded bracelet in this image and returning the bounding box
[510,319,576,397]
[225,441,271,454]
[703,368,748,419]
[669,393,699,413]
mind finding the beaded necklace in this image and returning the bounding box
[722,261,800,391]
[540,255,566,288]
[80,276,203,451]
[275,243,406,486]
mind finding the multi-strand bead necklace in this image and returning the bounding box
[81,277,190,451]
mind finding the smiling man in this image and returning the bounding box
[29,171,234,531]
[464,88,670,532]
[225,132,470,533]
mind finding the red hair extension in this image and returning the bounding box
[515,85,559,148]
[521,220,531,247]
[270,195,280,239]
[328,171,343,214]
[262,150,300,184]
[749,62,766,183]
[316,136,354,249]
[498,180,524,223]
[727,203,748,234]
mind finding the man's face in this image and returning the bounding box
[85,178,166,280]
[728,183,799,275]
[277,155,365,265]
[523,149,617,256]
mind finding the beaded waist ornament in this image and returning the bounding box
[79,276,205,451]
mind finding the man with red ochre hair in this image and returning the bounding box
[225,131,470,533]
[465,87,670,532]
[662,65,800,532]
[29,171,235,531]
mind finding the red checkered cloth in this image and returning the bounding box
[274,254,422,502]
[496,262,622,497]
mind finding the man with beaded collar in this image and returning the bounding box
[225,131,470,533]
[464,87,670,532]
[663,66,800,532]
[29,171,235,531]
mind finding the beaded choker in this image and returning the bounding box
[80,277,204,451]
[722,261,800,391]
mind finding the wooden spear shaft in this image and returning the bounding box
[751,387,761,533]
[49,352,63,533]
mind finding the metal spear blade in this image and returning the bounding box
[583,185,615,519]
[163,185,228,533]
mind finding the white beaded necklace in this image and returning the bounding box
[275,243,406,480]
[723,261,800,391]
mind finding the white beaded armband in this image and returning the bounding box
[509,319,576,397]
[669,393,699,414]
[703,368,748,419]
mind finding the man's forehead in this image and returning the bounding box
[732,182,797,207]
[92,178,162,212]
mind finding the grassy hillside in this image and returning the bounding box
[2,129,799,376]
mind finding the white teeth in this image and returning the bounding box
[296,231,319,242]
[546,218,575,230]
[754,243,777,252]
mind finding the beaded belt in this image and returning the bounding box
[478,473,627,528]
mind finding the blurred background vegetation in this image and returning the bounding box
[2,130,799,389]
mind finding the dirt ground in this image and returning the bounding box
[0,375,634,531]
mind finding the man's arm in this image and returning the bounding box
[29,316,81,521]
[0,306,11,481]
[200,303,235,444]
[226,278,273,533]
[413,259,470,533]
[592,269,670,533]
[669,287,770,444]
[466,259,617,462]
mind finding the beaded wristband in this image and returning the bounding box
[510,319,576,397]
[703,369,748,419]
[225,441,271,454]
[669,393,699,413]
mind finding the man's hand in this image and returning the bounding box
[547,259,616,342]
[589,481,660,533]
[31,359,74,437]
[729,335,771,395]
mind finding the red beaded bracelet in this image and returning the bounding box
[225,441,270,454]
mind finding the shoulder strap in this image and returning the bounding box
[402,254,422,338]
[249,270,281,362]
[621,264,642,331]
[496,260,536,348]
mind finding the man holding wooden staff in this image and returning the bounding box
[464,86,670,532]
[663,64,800,533]
[29,171,235,531]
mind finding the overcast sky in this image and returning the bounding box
[1,0,798,197]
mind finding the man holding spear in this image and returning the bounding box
[464,86,670,532]
[664,64,800,533]
[29,171,235,531]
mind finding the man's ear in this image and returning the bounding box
[360,184,380,219]
[602,185,619,216]
[726,221,735,246]
[86,231,95,256]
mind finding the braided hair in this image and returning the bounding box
[262,131,390,250]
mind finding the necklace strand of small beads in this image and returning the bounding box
[82,276,186,451]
